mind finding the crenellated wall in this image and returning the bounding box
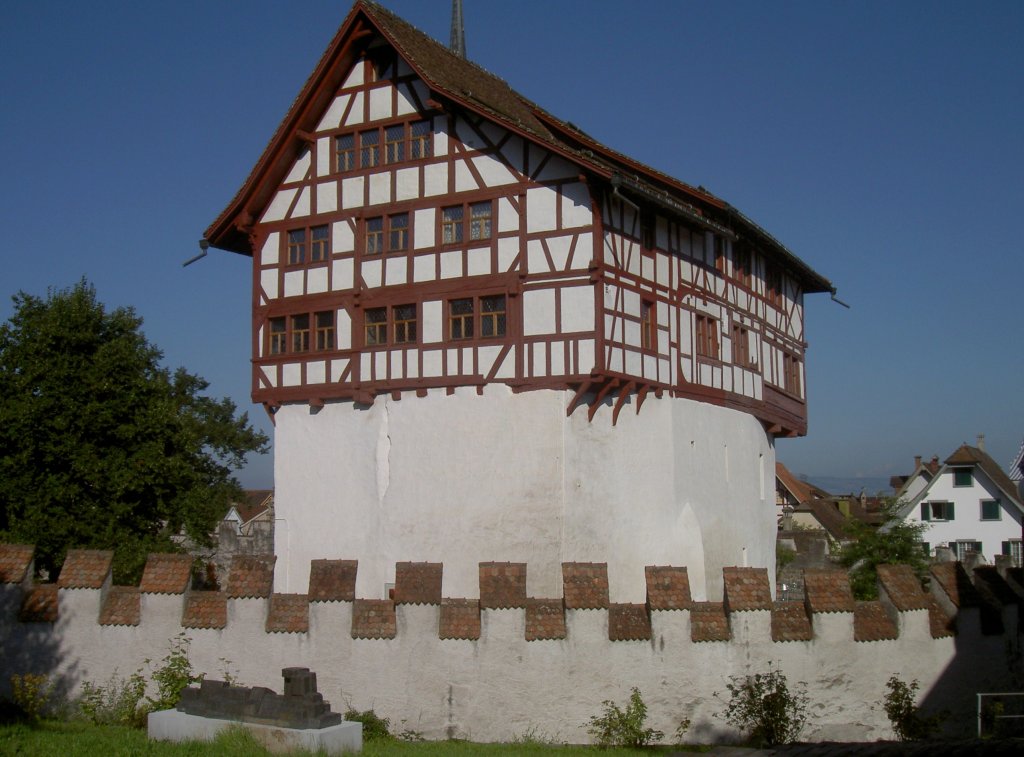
[0,545,1020,744]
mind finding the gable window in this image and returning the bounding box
[365,217,384,254]
[442,206,463,244]
[266,311,334,356]
[336,134,355,171]
[388,213,408,251]
[410,120,432,158]
[442,201,493,245]
[364,307,387,346]
[385,125,405,164]
[980,499,1001,521]
[953,467,973,487]
[641,300,655,351]
[470,201,492,240]
[285,225,329,265]
[393,304,417,344]
[732,324,751,367]
[695,315,719,360]
[920,501,954,522]
[360,129,380,168]
[364,214,407,254]
[448,295,506,340]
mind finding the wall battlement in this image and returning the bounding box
[1,544,1021,743]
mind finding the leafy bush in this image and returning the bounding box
[835,499,929,599]
[884,676,941,741]
[146,633,202,712]
[586,687,664,747]
[10,673,55,721]
[344,707,392,740]
[719,665,808,746]
[78,669,147,727]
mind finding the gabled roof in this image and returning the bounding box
[205,1,832,294]
[776,462,812,504]
[225,489,274,526]
[944,444,1023,509]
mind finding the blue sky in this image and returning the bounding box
[2,1,1021,493]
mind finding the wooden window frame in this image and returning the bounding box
[315,311,335,351]
[640,300,656,351]
[335,133,356,172]
[268,317,287,356]
[448,295,507,341]
[334,120,433,174]
[364,307,388,346]
[310,225,329,262]
[442,201,493,245]
[266,310,335,356]
[732,323,751,367]
[286,229,306,266]
[393,303,417,344]
[290,314,310,353]
[388,213,408,252]
[441,205,464,244]
[734,245,752,288]
[782,351,801,395]
[359,129,379,168]
[766,263,783,307]
[953,467,973,487]
[365,217,384,255]
[921,501,954,522]
[285,225,329,266]
[695,315,719,360]
[384,124,405,164]
[410,120,432,159]
[449,298,474,340]
[479,295,506,339]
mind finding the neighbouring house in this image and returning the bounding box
[202,0,834,601]
[898,437,1024,566]
[178,490,276,588]
[890,454,941,503]
[1010,438,1024,501]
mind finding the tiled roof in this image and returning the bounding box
[776,462,813,503]
[929,562,981,608]
[140,553,192,594]
[479,562,526,609]
[690,602,730,642]
[0,544,33,584]
[99,586,141,626]
[439,598,480,640]
[226,555,276,599]
[232,489,274,524]
[266,593,309,633]
[608,603,651,641]
[803,569,855,613]
[393,562,442,605]
[19,584,57,623]
[945,445,1024,508]
[525,598,566,641]
[57,549,112,589]
[562,563,609,609]
[772,602,812,642]
[351,599,396,639]
[723,567,772,611]
[854,601,897,641]
[877,564,928,611]
[926,595,955,638]
[182,591,227,629]
[308,559,357,602]
[644,566,691,610]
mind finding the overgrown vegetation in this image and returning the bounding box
[585,687,666,748]
[9,673,56,721]
[718,665,808,747]
[835,498,929,599]
[344,706,394,741]
[0,280,268,583]
[883,676,941,741]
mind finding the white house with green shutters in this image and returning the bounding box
[899,440,1023,564]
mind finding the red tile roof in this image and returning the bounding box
[232,489,274,524]
[608,603,651,641]
[854,601,897,641]
[929,562,981,608]
[877,564,928,612]
[0,544,33,584]
[803,569,855,613]
[562,563,609,609]
[140,553,192,595]
[351,599,396,639]
[525,598,566,641]
[690,602,730,642]
[182,591,227,629]
[266,593,309,633]
[479,562,526,609]
[926,595,955,638]
[723,567,772,611]
[393,562,442,605]
[226,555,276,599]
[439,598,480,640]
[99,586,141,626]
[58,549,112,589]
[308,559,357,602]
[19,584,57,623]
[644,566,691,610]
[771,602,812,642]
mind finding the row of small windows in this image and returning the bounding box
[266,296,508,355]
[335,120,431,172]
[920,499,1003,522]
[281,200,493,264]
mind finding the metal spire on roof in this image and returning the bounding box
[449,0,466,58]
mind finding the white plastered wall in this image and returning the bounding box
[272,388,775,601]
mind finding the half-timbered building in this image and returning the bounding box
[204,1,834,601]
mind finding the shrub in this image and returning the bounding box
[78,669,147,727]
[146,633,202,712]
[719,665,808,746]
[344,707,392,740]
[10,673,55,721]
[586,687,664,747]
[884,676,941,741]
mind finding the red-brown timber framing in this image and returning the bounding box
[206,1,832,439]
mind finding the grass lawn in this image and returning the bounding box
[0,720,705,756]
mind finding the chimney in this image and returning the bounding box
[977,434,985,451]
[914,455,922,469]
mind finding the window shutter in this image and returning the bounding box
[921,503,930,521]
[948,502,955,520]
[1003,541,1011,556]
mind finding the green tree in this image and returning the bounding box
[835,499,929,599]
[0,281,268,583]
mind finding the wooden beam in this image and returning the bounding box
[588,379,619,422]
[635,384,650,415]
[566,381,591,417]
[612,381,636,426]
